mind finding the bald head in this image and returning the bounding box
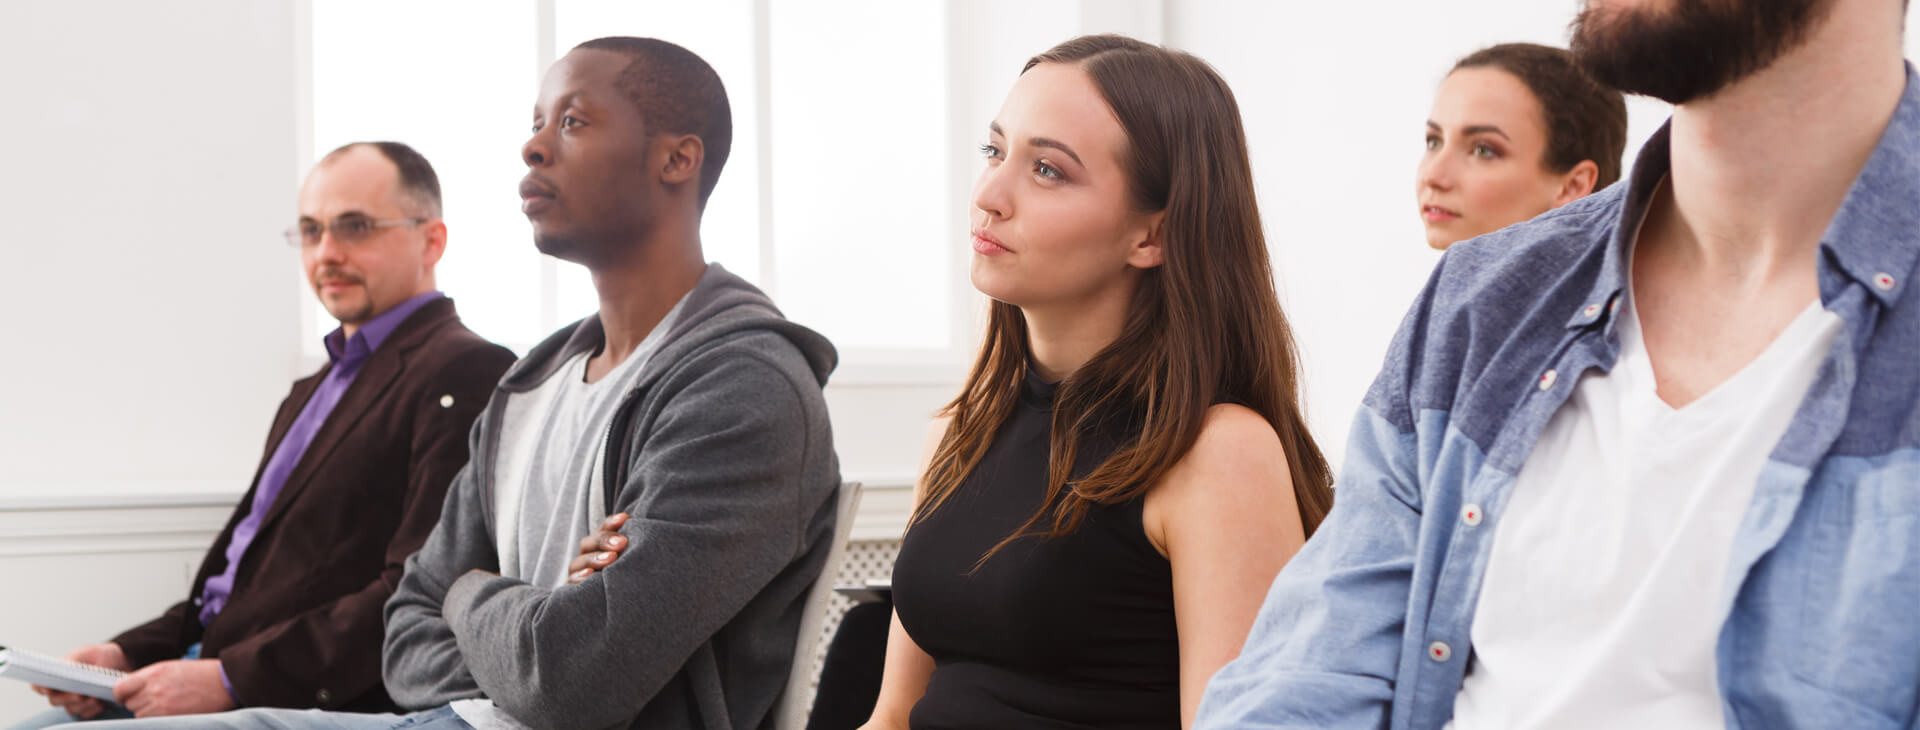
[298,142,447,336]
[318,141,443,219]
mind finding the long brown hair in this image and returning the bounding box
[912,34,1334,561]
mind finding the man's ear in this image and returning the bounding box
[1126,210,1168,270]
[1554,160,1600,207]
[661,134,705,189]
[421,219,448,269]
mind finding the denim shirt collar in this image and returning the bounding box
[1572,62,1920,336]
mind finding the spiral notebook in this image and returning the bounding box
[0,646,124,701]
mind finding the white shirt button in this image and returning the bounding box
[1429,641,1453,662]
[1874,273,1897,291]
[1462,504,1484,527]
[439,394,455,408]
[1538,369,1558,391]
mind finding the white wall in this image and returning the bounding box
[1170,2,1920,468]
[1167,0,1677,468]
[0,1,302,500]
[0,2,301,718]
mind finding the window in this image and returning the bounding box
[303,0,969,381]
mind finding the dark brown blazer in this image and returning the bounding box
[112,296,514,712]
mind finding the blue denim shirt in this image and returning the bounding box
[1197,66,1920,730]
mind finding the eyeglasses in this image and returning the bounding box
[284,214,427,247]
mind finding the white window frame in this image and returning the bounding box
[290,0,983,385]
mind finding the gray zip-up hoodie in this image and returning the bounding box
[382,264,840,730]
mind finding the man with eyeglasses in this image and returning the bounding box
[45,36,844,730]
[13,141,514,728]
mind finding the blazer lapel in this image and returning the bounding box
[261,370,329,474]
[193,368,329,590]
[252,301,454,536]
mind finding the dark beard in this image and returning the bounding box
[1570,0,1829,105]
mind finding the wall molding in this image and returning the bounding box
[0,479,916,555]
[0,504,231,558]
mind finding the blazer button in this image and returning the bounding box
[316,688,331,705]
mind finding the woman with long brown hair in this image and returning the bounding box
[860,34,1333,730]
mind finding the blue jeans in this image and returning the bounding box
[44,705,471,730]
[8,705,133,730]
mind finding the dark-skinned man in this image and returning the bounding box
[62,36,842,730]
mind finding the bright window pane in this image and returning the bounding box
[311,0,540,348]
[554,0,762,324]
[769,1,950,349]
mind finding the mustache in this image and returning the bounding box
[314,268,364,286]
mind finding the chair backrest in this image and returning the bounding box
[774,481,864,730]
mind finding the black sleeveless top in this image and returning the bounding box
[891,369,1179,729]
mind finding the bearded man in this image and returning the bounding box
[1196,1,1920,728]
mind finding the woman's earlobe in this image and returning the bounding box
[1130,216,1168,269]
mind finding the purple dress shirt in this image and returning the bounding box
[197,291,442,702]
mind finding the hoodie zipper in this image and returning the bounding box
[598,387,647,516]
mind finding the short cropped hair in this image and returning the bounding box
[1454,43,1629,191]
[574,36,733,207]
[321,141,443,219]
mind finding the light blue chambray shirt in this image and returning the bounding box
[1197,65,1920,730]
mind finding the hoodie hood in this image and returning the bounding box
[501,263,838,393]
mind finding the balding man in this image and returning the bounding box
[15,141,514,728]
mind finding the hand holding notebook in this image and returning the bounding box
[0,645,126,702]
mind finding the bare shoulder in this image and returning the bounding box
[1146,404,1302,551]
[912,413,954,503]
[1164,404,1294,495]
[923,414,953,448]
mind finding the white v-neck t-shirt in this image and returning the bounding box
[1449,293,1841,730]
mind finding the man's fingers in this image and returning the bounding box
[569,513,632,577]
[70,697,105,719]
[113,666,150,704]
[567,553,595,574]
[46,688,95,717]
[578,529,626,555]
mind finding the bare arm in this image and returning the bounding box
[1145,404,1308,729]
[859,415,949,730]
